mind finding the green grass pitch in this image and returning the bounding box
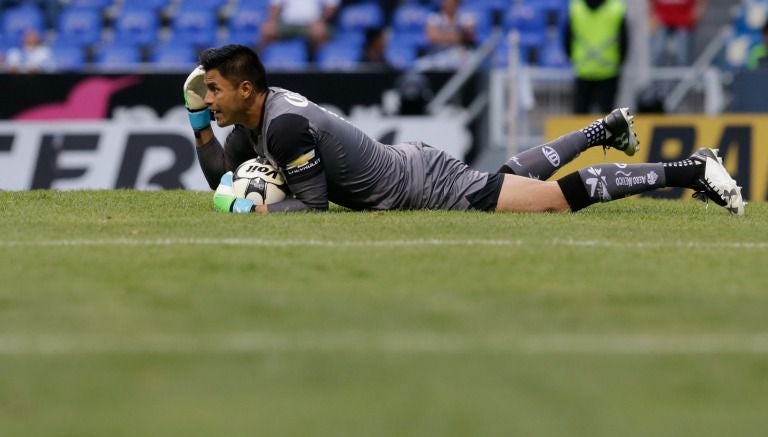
[1,190,767,436]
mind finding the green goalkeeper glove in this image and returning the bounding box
[213,172,255,213]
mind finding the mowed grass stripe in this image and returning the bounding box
[1,238,767,249]
[3,332,768,355]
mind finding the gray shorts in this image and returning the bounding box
[398,142,496,211]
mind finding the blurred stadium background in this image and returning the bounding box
[1,0,766,200]
[2,4,768,435]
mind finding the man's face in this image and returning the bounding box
[204,69,247,127]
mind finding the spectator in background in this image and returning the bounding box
[747,20,768,70]
[650,0,708,67]
[564,0,628,114]
[422,0,476,69]
[0,0,61,30]
[260,0,340,60]
[362,27,391,70]
[5,28,54,73]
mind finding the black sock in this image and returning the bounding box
[498,132,589,179]
[557,171,593,212]
[557,163,668,211]
[580,119,607,147]
[663,158,703,188]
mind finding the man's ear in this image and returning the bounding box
[240,81,254,99]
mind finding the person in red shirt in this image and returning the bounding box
[650,0,708,66]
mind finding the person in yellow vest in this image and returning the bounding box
[564,0,629,114]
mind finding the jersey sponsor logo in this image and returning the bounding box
[584,166,611,201]
[283,91,309,108]
[647,170,659,185]
[613,170,660,188]
[287,149,316,168]
[542,146,560,167]
[284,149,322,182]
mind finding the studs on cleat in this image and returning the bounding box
[689,148,745,215]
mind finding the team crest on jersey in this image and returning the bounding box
[283,91,309,107]
[285,149,322,182]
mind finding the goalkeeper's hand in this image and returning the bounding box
[184,65,211,132]
[213,172,254,213]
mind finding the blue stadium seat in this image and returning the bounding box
[229,2,268,35]
[151,43,197,70]
[328,30,366,50]
[50,42,86,71]
[504,2,547,34]
[539,0,569,28]
[384,43,417,70]
[114,9,159,45]
[95,42,142,69]
[171,8,217,47]
[57,7,102,46]
[539,30,569,69]
[238,0,270,8]
[472,0,510,14]
[261,39,308,70]
[178,0,221,13]
[459,4,494,42]
[316,42,362,71]
[2,4,44,46]
[122,0,170,12]
[390,30,427,53]
[392,3,431,32]
[338,2,384,32]
[225,29,261,47]
[68,0,112,10]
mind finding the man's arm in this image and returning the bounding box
[184,66,227,189]
[196,127,256,190]
[261,113,330,212]
[195,128,227,189]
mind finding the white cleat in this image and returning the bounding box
[690,148,745,215]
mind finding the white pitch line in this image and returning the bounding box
[0,238,522,248]
[0,238,767,249]
[2,332,768,355]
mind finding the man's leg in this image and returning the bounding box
[495,148,744,215]
[498,108,638,180]
[495,174,570,213]
[556,148,745,215]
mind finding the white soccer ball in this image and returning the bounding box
[232,158,289,205]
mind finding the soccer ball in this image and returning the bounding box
[232,158,289,205]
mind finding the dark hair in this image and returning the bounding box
[199,44,268,91]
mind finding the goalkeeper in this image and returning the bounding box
[184,44,744,215]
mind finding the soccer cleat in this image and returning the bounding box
[602,107,639,156]
[689,148,745,215]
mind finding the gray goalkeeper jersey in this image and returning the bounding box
[196,87,489,211]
